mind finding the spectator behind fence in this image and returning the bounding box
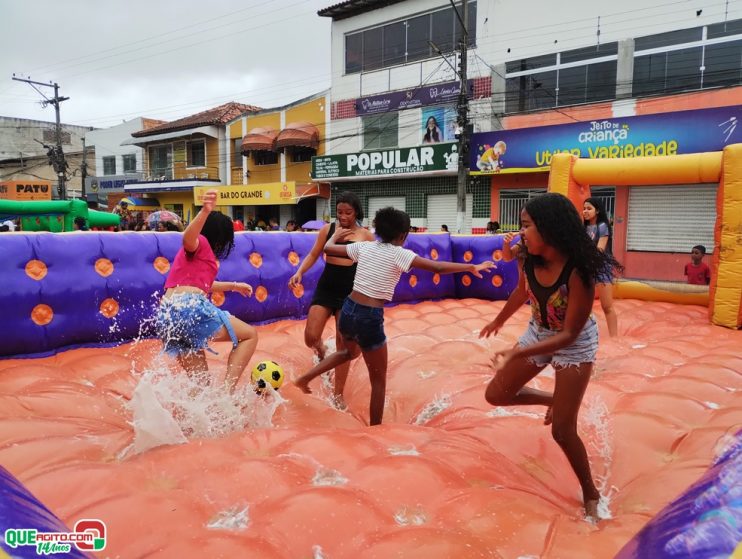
[685,245,711,285]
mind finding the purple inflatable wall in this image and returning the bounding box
[0,232,512,358]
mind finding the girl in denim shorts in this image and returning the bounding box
[156,190,257,393]
[479,193,621,522]
[295,207,494,426]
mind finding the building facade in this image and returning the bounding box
[84,117,165,207]
[122,102,259,222]
[225,91,331,228]
[318,0,494,232]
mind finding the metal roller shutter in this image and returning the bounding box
[426,194,473,233]
[367,196,406,226]
[627,184,717,252]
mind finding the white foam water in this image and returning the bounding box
[123,359,285,456]
[206,504,250,531]
[278,452,348,487]
[486,407,542,419]
[388,445,420,456]
[582,394,615,520]
[413,394,452,425]
[394,505,427,526]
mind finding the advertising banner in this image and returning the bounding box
[470,106,742,174]
[194,182,296,206]
[421,106,458,144]
[312,143,459,181]
[356,80,473,115]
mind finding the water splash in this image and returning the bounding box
[487,407,541,419]
[394,505,427,526]
[124,358,285,456]
[206,505,250,531]
[312,545,327,559]
[582,394,615,520]
[413,394,452,425]
[388,445,420,456]
[278,452,348,487]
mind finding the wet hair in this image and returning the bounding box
[336,191,364,223]
[487,221,500,232]
[200,212,235,259]
[524,193,622,286]
[74,216,87,229]
[441,224,449,232]
[373,207,410,243]
[693,244,706,255]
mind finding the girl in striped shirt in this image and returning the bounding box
[295,207,494,425]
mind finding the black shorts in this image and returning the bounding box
[310,263,357,313]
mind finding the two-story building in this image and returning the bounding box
[122,101,260,221]
[85,117,165,207]
[221,91,331,228]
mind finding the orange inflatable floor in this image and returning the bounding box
[1,299,740,558]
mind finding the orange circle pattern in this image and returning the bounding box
[25,260,47,281]
[432,273,441,285]
[288,251,300,266]
[99,298,119,318]
[408,275,418,288]
[461,275,472,287]
[492,275,503,287]
[31,304,53,326]
[463,251,473,263]
[291,284,304,298]
[211,292,225,307]
[430,249,439,260]
[95,258,114,277]
[255,286,268,303]
[249,253,263,268]
[492,250,503,262]
[153,257,170,275]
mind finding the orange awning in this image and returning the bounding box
[241,127,278,154]
[296,182,330,200]
[275,121,319,151]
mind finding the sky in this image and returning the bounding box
[0,0,333,128]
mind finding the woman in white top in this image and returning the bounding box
[295,207,494,425]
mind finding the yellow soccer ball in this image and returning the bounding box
[251,360,284,392]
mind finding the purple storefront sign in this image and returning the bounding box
[356,80,474,115]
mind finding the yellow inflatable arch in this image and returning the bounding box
[548,144,742,329]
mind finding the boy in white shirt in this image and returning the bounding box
[295,207,494,425]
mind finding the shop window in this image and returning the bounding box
[635,27,702,51]
[345,33,362,74]
[187,140,206,168]
[102,156,116,176]
[708,19,742,39]
[363,113,398,150]
[253,151,278,165]
[363,27,383,72]
[383,21,406,67]
[406,14,431,63]
[122,154,137,174]
[233,138,243,166]
[505,70,558,113]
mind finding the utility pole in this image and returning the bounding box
[81,137,88,200]
[454,0,469,234]
[12,75,70,199]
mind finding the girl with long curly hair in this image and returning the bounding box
[479,192,621,521]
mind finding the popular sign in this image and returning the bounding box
[194,182,296,206]
[470,106,742,174]
[312,143,459,180]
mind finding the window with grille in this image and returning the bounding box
[102,156,116,176]
[253,151,278,165]
[627,184,716,252]
[122,154,137,174]
[187,140,206,168]
[499,188,546,231]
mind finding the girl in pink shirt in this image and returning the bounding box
[157,190,258,393]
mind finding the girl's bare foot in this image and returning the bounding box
[294,377,312,394]
[331,394,348,411]
[544,406,553,425]
[584,497,599,522]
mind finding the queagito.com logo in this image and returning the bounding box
[3,519,106,556]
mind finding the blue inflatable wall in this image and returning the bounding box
[0,466,91,559]
[615,430,742,559]
[0,232,513,358]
